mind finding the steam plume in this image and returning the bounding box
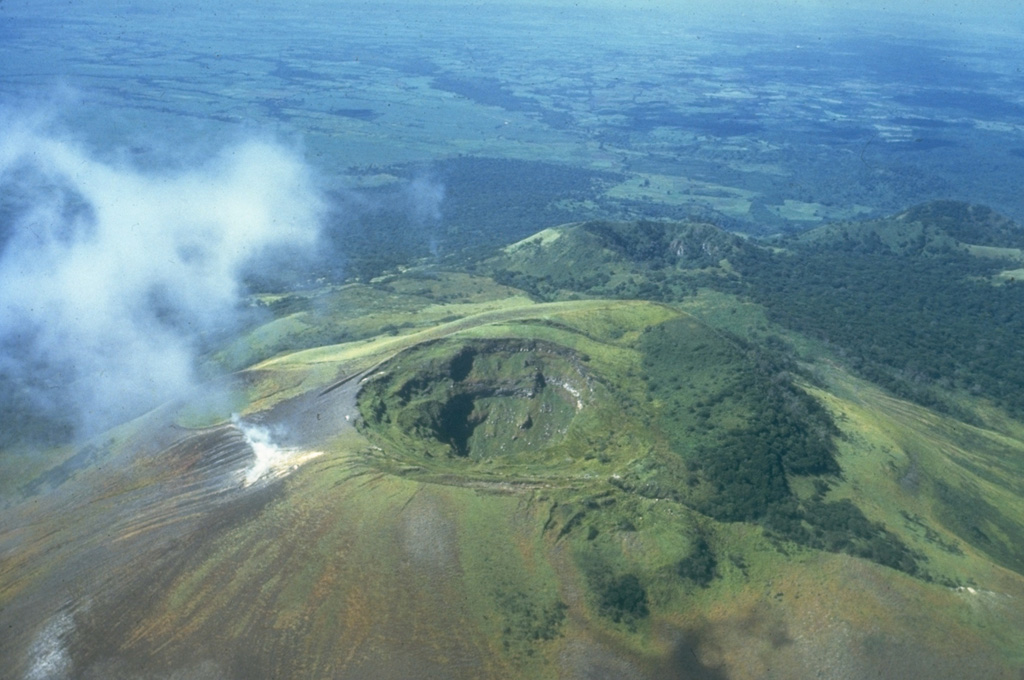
[0,115,325,438]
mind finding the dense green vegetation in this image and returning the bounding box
[575,540,651,628]
[337,202,1024,581]
[900,201,1024,248]
[476,200,1024,581]
[732,204,1024,419]
[675,535,718,587]
[639,318,840,498]
[635,318,921,574]
[484,219,738,302]
[580,220,741,268]
[309,158,622,282]
[484,202,1024,428]
[596,572,649,626]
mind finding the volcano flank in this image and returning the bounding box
[4,209,1024,679]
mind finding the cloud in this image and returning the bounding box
[0,114,325,439]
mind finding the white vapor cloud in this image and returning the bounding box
[0,115,325,437]
[405,175,445,226]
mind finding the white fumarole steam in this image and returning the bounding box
[231,415,322,487]
[25,610,74,680]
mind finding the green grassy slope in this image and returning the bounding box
[789,200,1024,255]
[4,206,1024,678]
[480,219,747,301]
